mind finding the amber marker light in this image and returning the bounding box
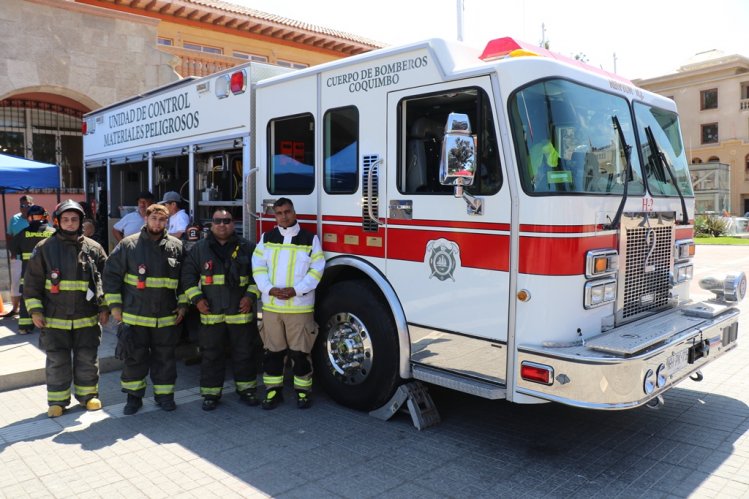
[517,289,531,302]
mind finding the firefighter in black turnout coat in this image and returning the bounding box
[23,200,109,418]
[103,203,187,415]
[182,209,261,411]
[10,205,55,334]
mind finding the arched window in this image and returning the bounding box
[744,153,749,180]
[0,99,84,188]
[691,157,703,164]
[708,156,720,162]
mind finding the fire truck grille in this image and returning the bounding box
[362,154,380,232]
[622,224,673,320]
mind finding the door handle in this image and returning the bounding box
[389,200,413,220]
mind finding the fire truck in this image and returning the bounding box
[83,37,744,416]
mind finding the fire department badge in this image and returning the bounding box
[425,238,461,281]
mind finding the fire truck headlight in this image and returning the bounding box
[584,278,617,309]
[585,249,618,278]
[675,239,695,262]
[672,263,694,284]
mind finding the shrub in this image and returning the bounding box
[694,214,728,237]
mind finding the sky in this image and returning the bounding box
[226,0,748,80]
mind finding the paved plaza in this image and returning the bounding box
[0,246,747,498]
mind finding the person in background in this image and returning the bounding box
[159,191,189,239]
[10,205,55,334]
[3,195,33,318]
[103,203,187,415]
[82,218,95,239]
[252,198,325,410]
[112,191,154,243]
[23,200,109,418]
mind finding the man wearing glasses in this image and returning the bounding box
[182,209,261,411]
[3,195,34,318]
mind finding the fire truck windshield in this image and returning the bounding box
[633,102,694,197]
[510,78,645,196]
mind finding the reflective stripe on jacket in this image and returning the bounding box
[23,232,108,320]
[182,233,259,325]
[103,227,186,327]
[252,223,324,314]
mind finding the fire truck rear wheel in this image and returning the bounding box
[314,280,400,411]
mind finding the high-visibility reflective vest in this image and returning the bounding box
[252,224,324,314]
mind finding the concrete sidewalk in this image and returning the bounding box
[0,311,122,392]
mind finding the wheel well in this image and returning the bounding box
[317,257,411,378]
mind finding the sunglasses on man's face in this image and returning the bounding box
[212,218,233,225]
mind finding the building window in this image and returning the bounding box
[701,123,718,144]
[744,154,749,180]
[700,89,718,110]
[276,60,308,70]
[267,113,315,195]
[708,156,720,162]
[0,99,84,188]
[233,51,268,63]
[183,42,223,55]
[323,106,359,194]
[691,157,703,164]
[157,37,173,46]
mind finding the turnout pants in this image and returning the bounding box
[199,320,260,399]
[41,324,101,407]
[120,325,179,401]
[260,311,317,394]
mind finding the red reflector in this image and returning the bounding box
[230,71,246,94]
[81,121,87,134]
[520,362,553,385]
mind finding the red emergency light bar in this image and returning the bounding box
[480,37,632,84]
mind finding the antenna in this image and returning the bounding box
[456,0,464,41]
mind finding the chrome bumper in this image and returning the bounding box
[516,305,740,410]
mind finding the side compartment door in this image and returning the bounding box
[385,77,512,383]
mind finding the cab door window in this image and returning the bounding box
[267,113,314,194]
[397,87,501,195]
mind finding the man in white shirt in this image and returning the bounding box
[159,191,189,239]
[112,191,154,243]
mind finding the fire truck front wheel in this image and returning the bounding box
[314,280,400,411]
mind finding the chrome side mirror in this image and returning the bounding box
[439,113,477,186]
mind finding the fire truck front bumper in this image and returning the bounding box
[515,305,740,410]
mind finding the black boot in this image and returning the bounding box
[261,388,283,410]
[296,390,312,409]
[202,397,219,411]
[123,394,142,416]
[239,389,260,407]
[156,394,176,412]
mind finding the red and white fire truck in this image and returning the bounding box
[84,37,744,414]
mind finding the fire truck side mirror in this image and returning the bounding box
[439,113,477,188]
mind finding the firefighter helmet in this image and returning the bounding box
[54,199,85,222]
[26,205,48,223]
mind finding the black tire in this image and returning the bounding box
[314,280,400,411]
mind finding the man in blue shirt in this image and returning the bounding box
[3,195,33,318]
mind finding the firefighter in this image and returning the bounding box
[182,209,261,411]
[10,205,56,334]
[103,203,187,415]
[252,198,325,410]
[23,200,109,418]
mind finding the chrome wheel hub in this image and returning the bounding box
[324,312,373,385]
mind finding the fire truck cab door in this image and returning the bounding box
[385,76,511,370]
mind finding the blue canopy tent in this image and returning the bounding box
[0,153,60,190]
[0,153,61,292]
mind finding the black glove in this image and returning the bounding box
[115,323,136,361]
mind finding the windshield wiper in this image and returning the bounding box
[605,115,632,231]
[644,126,689,225]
